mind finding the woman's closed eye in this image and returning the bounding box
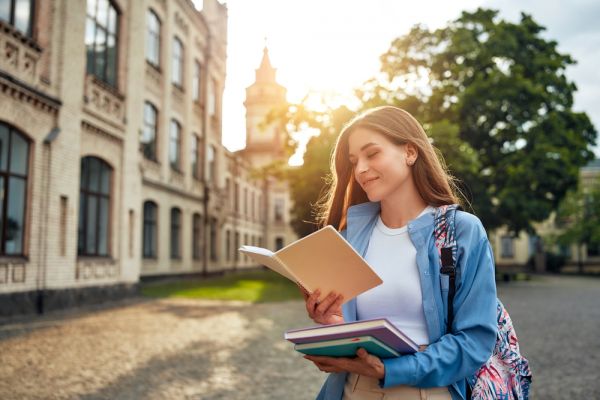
[367,151,379,159]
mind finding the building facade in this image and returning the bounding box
[0,0,296,317]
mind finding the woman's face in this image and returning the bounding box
[348,128,415,203]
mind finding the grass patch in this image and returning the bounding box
[141,269,303,303]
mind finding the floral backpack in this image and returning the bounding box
[433,205,532,400]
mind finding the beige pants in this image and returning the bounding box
[342,373,451,400]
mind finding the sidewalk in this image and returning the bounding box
[1,275,600,399]
[0,297,324,400]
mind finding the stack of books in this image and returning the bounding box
[285,318,418,358]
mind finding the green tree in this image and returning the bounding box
[360,8,597,233]
[555,179,600,273]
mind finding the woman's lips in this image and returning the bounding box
[362,177,379,187]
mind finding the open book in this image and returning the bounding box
[238,225,382,303]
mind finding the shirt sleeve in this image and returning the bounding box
[380,235,497,388]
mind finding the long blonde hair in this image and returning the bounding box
[316,106,462,231]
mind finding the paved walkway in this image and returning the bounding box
[0,275,599,399]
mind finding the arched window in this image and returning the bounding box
[192,213,202,260]
[142,201,157,258]
[85,0,119,87]
[170,207,181,259]
[78,156,112,256]
[172,37,184,86]
[142,101,158,160]
[146,9,161,67]
[0,122,30,255]
[169,119,181,170]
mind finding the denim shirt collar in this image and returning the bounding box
[343,201,442,342]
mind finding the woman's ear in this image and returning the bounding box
[405,143,418,166]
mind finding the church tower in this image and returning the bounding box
[242,47,288,167]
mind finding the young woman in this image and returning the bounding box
[302,106,497,400]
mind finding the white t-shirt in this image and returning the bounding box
[356,207,434,345]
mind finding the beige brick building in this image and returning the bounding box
[0,0,296,316]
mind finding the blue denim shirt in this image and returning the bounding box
[316,202,497,400]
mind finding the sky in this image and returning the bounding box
[201,0,600,160]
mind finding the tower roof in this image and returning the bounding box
[255,46,277,83]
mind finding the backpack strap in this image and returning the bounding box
[433,204,461,333]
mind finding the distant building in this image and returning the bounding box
[0,0,296,317]
[489,158,600,270]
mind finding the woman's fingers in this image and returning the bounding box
[305,289,321,317]
[314,291,339,317]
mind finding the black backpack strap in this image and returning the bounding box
[433,204,460,333]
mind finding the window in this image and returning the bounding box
[210,217,217,261]
[172,37,183,86]
[193,61,201,102]
[234,231,240,262]
[207,78,216,116]
[78,156,112,256]
[588,241,600,258]
[244,187,248,216]
[141,102,158,160]
[85,0,119,87]
[500,236,514,259]
[207,144,216,183]
[191,134,200,179]
[225,230,231,261]
[146,10,161,67]
[192,213,202,260]
[274,198,284,222]
[169,119,181,170]
[275,237,284,251]
[170,207,181,259]
[0,0,34,37]
[234,182,239,214]
[142,201,157,258]
[0,123,29,255]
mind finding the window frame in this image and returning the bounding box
[172,36,184,87]
[142,201,158,259]
[78,156,112,257]
[170,207,181,259]
[0,0,35,38]
[85,0,120,88]
[0,122,30,256]
[169,119,181,171]
[141,101,158,161]
[146,9,161,68]
[192,212,202,260]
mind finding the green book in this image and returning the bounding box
[294,335,400,358]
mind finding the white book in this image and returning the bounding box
[239,225,383,303]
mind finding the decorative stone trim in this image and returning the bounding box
[0,72,61,116]
[83,75,126,128]
[81,120,124,145]
[0,20,42,87]
[174,12,189,35]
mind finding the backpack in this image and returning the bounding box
[433,205,532,400]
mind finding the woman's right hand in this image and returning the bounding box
[301,288,344,325]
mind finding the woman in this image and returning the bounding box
[302,106,497,400]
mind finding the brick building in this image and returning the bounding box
[0,0,296,317]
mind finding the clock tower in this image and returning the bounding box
[242,47,288,167]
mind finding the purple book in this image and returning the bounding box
[285,318,418,354]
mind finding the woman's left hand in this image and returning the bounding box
[303,348,385,379]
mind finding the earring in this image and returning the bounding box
[407,160,414,166]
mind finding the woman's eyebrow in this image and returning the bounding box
[349,142,378,158]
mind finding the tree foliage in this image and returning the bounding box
[274,8,597,236]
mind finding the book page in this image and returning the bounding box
[275,226,382,302]
[238,246,296,281]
